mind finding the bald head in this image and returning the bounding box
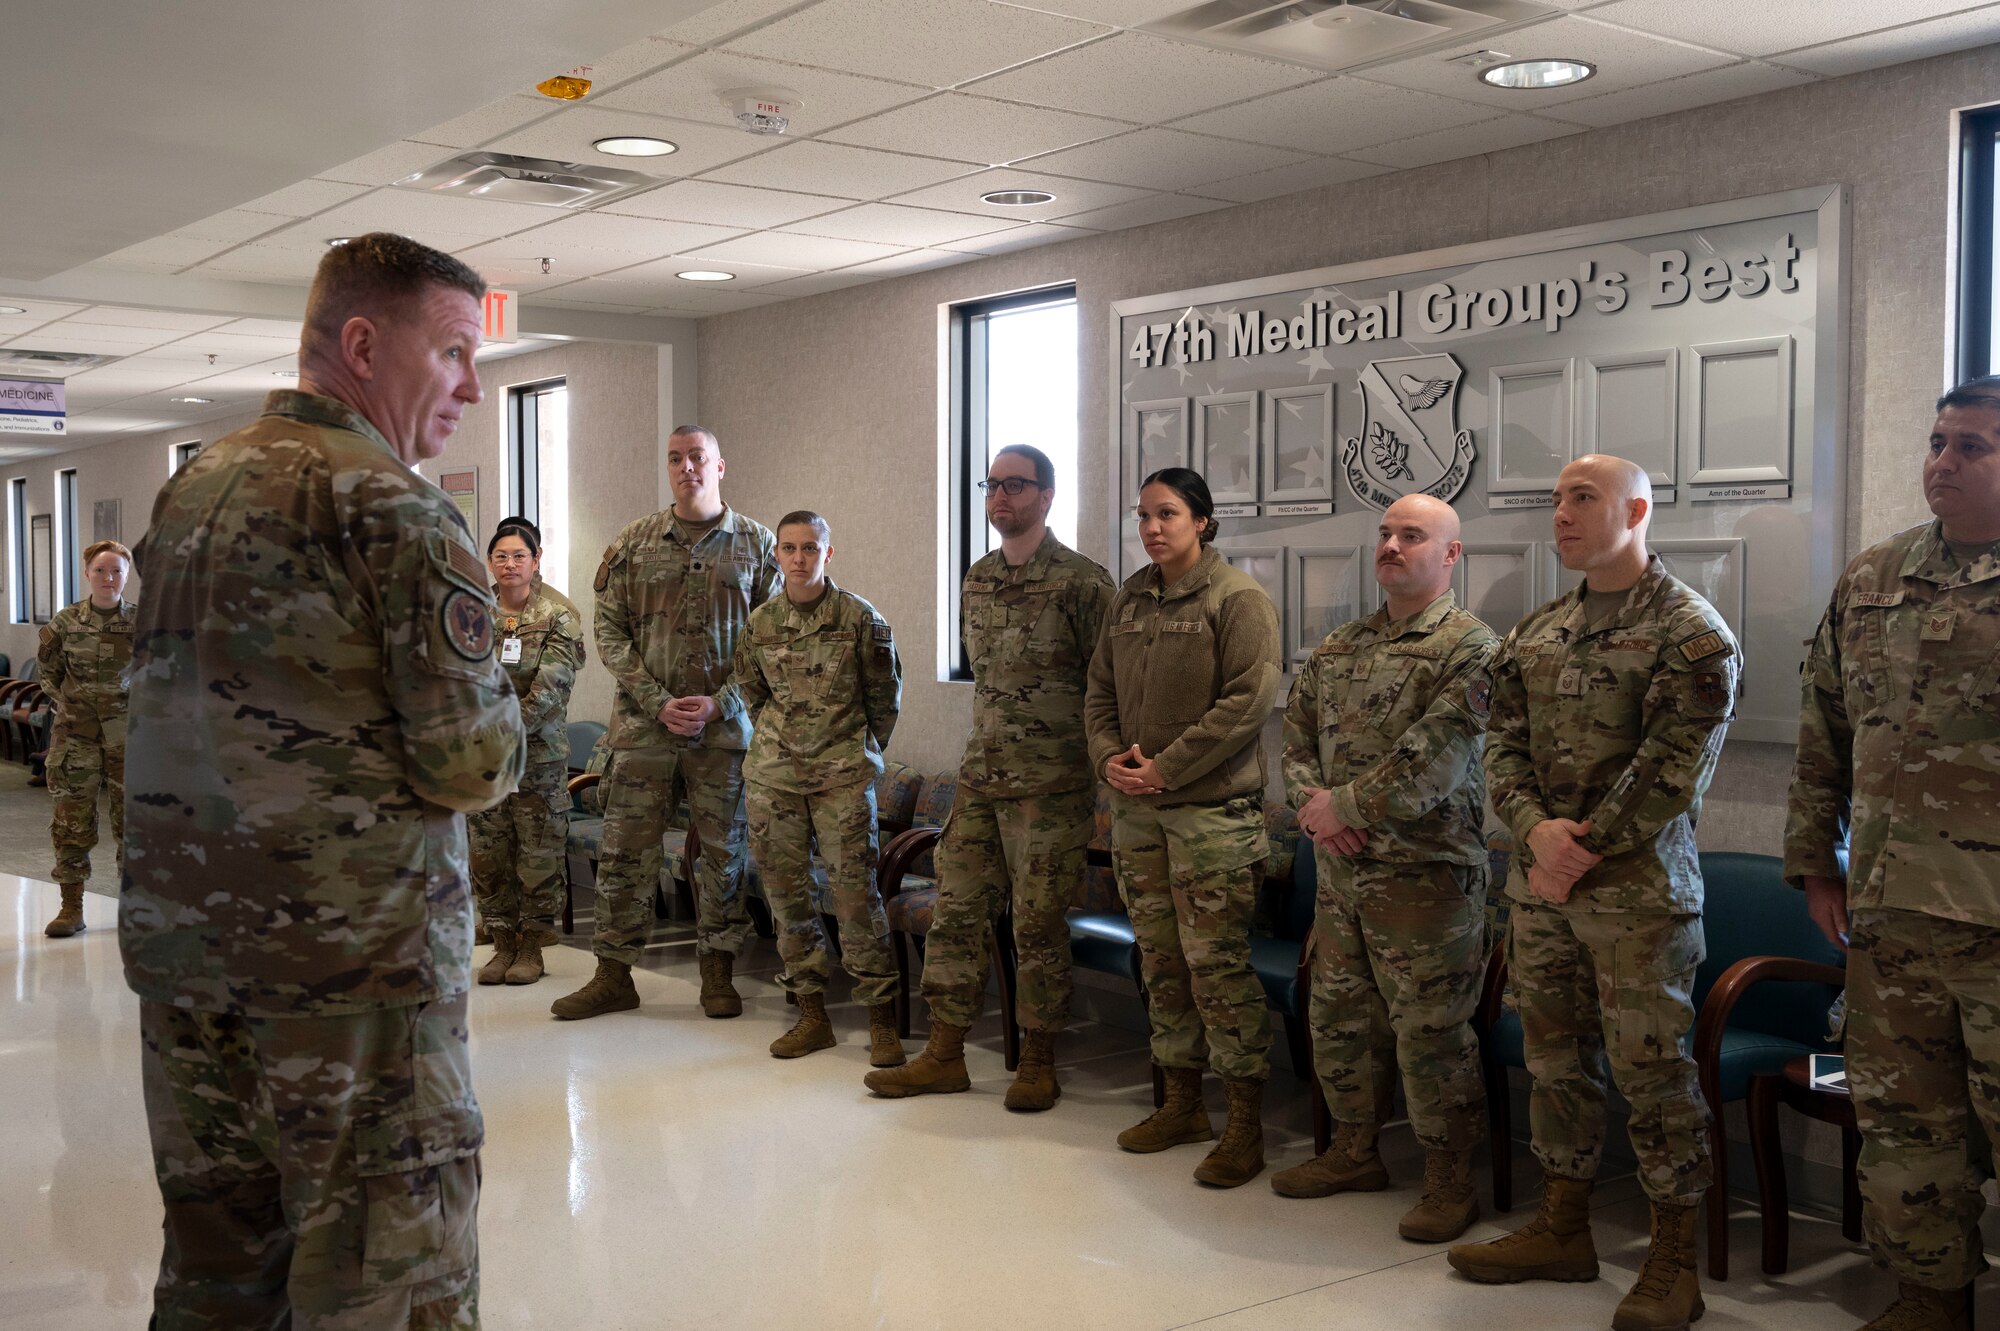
[1375,492,1464,616]
[1553,453,1653,587]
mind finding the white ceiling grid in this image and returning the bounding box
[4,0,1998,445]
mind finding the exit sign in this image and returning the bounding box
[482,289,518,344]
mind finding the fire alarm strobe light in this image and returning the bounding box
[722,87,802,136]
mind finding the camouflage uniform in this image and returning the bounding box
[591,506,780,966]
[38,596,135,887]
[121,390,523,1328]
[469,577,584,932]
[1485,555,1740,1205]
[719,579,902,1003]
[921,533,1113,1033]
[1084,546,1284,1081]
[1281,590,1498,1149]
[1785,521,2000,1291]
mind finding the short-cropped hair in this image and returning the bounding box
[669,424,719,450]
[777,510,831,543]
[83,540,132,566]
[1937,375,2000,414]
[993,444,1055,490]
[301,233,487,364]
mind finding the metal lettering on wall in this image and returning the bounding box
[1110,185,1848,744]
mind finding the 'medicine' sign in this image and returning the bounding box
[0,378,65,435]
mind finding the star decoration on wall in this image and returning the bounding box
[1298,348,1334,381]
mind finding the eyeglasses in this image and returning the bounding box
[977,477,1047,496]
[490,553,536,565]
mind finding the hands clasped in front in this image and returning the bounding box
[1524,817,1601,904]
[660,696,719,739]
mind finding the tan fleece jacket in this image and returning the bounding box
[1083,543,1283,806]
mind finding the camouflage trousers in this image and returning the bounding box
[921,785,1094,1032]
[1847,907,2000,1291]
[469,761,568,930]
[49,725,122,887]
[1312,855,1488,1150]
[1111,793,1272,1082]
[139,993,480,1330]
[746,779,896,1006]
[593,743,750,965]
[1511,900,1710,1204]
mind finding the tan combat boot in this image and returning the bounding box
[1271,1120,1389,1198]
[867,1004,906,1068]
[550,958,640,1019]
[1447,1174,1599,1283]
[1612,1200,1702,1330]
[478,925,518,985]
[1118,1066,1213,1153]
[1399,1147,1480,1242]
[771,992,836,1058]
[1193,1077,1266,1187]
[504,932,545,985]
[44,883,86,938]
[864,1020,971,1096]
[1004,1029,1060,1112]
[1860,1283,1973,1331]
[522,919,562,948]
[698,950,743,1018]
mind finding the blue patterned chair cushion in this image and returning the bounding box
[883,879,938,935]
[568,817,603,861]
[878,761,924,833]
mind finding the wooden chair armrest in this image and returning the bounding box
[565,771,602,796]
[1691,954,1847,1090]
[0,680,35,708]
[877,825,943,900]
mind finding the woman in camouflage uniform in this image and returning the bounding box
[1084,468,1284,1188]
[41,539,136,937]
[472,519,585,986]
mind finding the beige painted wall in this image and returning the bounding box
[423,339,672,729]
[0,408,260,672]
[695,45,2000,859]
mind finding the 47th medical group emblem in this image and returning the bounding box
[1340,352,1477,510]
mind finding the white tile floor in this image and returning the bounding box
[0,875,1920,1330]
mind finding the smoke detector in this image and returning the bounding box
[0,349,120,375]
[722,87,802,136]
[392,151,657,209]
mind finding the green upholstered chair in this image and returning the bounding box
[1478,850,1844,1280]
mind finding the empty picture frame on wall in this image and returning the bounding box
[1451,542,1539,634]
[1688,335,1794,487]
[1289,547,1365,661]
[1126,398,1189,500]
[1578,349,1678,490]
[1194,392,1259,504]
[1485,358,1576,497]
[1222,546,1286,623]
[1263,384,1335,502]
[92,499,121,543]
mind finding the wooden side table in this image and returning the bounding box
[1746,1055,1862,1276]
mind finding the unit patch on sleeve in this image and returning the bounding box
[442,590,494,661]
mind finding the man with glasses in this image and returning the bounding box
[865,444,1113,1109]
[552,425,781,1021]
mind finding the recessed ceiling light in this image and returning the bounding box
[1478,58,1594,90]
[272,370,298,379]
[0,305,24,316]
[326,237,352,247]
[594,136,677,158]
[170,395,214,404]
[982,189,1055,207]
[676,270,735,282]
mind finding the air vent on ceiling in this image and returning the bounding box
[1144,0,1553,74]
[0,349,120,376]
[392,151,657,209]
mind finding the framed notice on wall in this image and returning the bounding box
[92,499,121,543]
[30,514,53,623]
[1110,184,1848,744]
[438,469,478,537]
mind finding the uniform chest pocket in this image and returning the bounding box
[1840,598,1905,710]
[627,555,685,615]
[791,640,853,699]
[1152,618,1216,719]
[1359,653,1427,732]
